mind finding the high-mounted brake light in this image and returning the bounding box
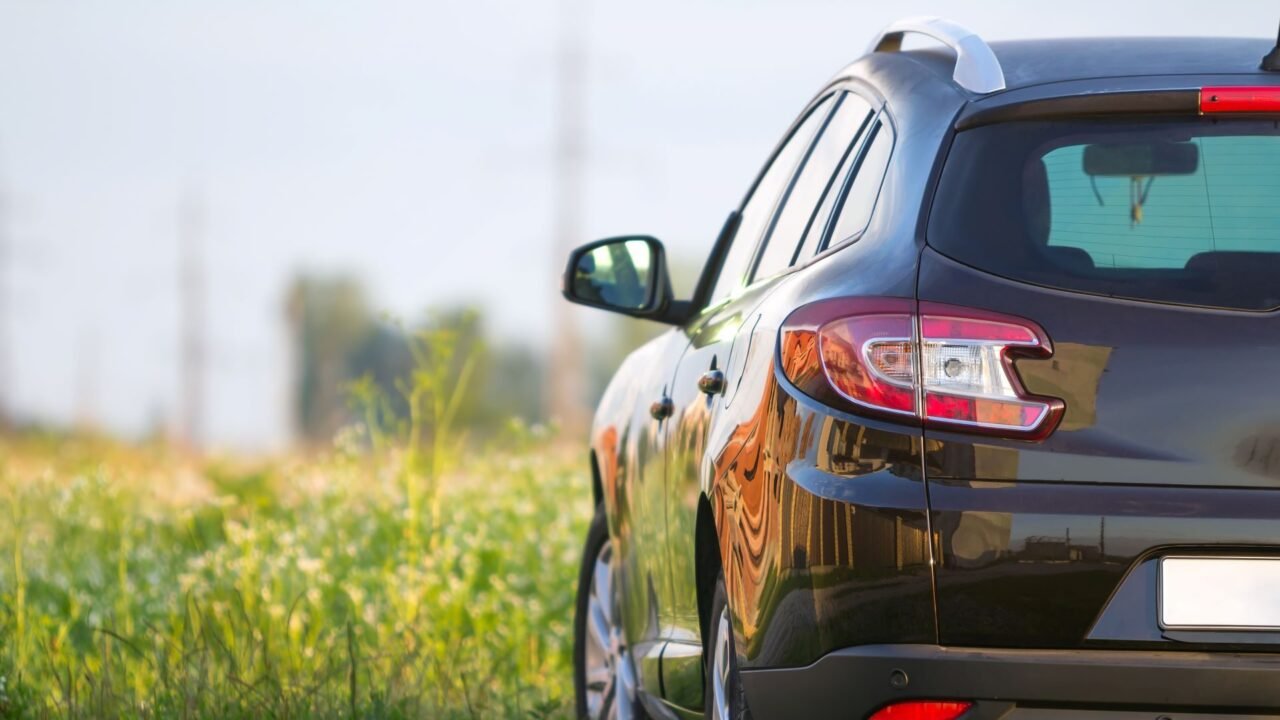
[867,700,973,720]
[1200,86,1280,114]
[780,298,1064,440]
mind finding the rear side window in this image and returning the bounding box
[826,119,894,247]
[750,93,874,280]
[710,94,836,303]
[929,119,1280,310]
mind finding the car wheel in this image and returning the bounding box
[706,574,752,720]
[574,503,646,719]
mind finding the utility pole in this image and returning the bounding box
[546,0,590,435]
[0,171,10,430]
[179,190,207,450]
[74,325,99,432]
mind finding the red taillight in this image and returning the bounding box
[819,311,916,416]
[1200,86,1280,114]
[868,700,973,720]
[781,298,1064,440]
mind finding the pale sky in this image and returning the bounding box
[1,0,1275,449]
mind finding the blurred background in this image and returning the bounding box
[4,2,1280,717]
[0,0,1276,451]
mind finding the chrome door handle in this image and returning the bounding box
[697,369,725,396]
[650,396,673,420]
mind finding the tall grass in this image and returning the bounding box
[0,324,591,718]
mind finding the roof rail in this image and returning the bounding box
[867,17,1006,94]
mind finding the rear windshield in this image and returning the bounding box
[928,118,1280,310]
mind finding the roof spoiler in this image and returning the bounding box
[956,90,1200,129]
[957,85,1280,130]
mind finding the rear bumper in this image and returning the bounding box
[740,644,1280,719]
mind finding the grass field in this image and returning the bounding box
[0,425,592,719]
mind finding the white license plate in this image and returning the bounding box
[1160,556,1280,630]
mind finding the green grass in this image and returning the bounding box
[0,428,591,718]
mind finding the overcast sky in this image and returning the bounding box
[1,0,1275,449]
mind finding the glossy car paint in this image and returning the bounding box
[588,52,966,714]
[919,248,1280,651]
[711,83,953,669]
[580,34,1280,718]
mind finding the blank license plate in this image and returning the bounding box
[1160,557,1280,630]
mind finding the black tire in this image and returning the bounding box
[705,573,753,720]
[574,502,647,719]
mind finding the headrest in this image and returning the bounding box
[1185,251,1280,275]
[1184,251,1280,309]
[1022,159,1051,248]
[1042,246,1095,272]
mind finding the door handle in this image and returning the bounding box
[649,396,673,420]
[697,369,725,396]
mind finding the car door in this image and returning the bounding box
[604,326,693,670]
[654,89,880,707]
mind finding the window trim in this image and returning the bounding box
[703,92,840,306]
[745,93,849,283]
[788,109,875,268]
[784,105,897,278]
[750,102,897,288]
[747,93,880,284]
[695,79,888,319]
[816,110,896,254]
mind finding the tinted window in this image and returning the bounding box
[752,93,875,280]
[710,94,836,303]
[827,119,894,247]
[929,119,1280,310]
[1044,139,1280,268]
[795,104,876,262]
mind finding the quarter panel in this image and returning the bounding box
[622,51,968,681]
[686,65,962,669]
[715,369,934,669]
[709,225,934,670]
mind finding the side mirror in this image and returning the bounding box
[562,235,675,320]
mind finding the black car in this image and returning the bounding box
[564,17,1280,719]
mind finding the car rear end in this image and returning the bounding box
[925,78,1280,714]
[750,69,1280,719]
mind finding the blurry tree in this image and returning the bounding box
[286,274,545,446]
[487,342,546,427]
[286,252,704,445]
[287,275,377,443]
[397,308,546,433]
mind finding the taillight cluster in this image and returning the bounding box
[780,297,1063,440]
